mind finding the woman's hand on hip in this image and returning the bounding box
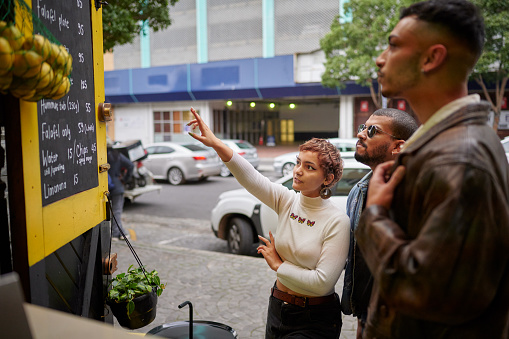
[257,231,283,272]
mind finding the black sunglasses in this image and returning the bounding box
[358,124,398,139]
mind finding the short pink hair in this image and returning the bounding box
[299,138,343,187]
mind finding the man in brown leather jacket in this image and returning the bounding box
[355,0,509,338]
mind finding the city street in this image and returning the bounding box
[115,157,357,337]
[121,158,279,254]
[123,159,280,220]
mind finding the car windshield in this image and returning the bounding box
[336,143,356,152]
[181,144,207,151]
[235,141,254,149]
[334,168,370,196]
[503,140,509,152]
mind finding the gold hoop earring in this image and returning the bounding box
[319,186,332,199]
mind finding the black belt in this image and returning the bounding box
[271,287,336,308]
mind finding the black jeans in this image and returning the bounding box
[265,292,342,338]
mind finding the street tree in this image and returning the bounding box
[321,0,508,128]
[102,0,179,53]
[470,0,509,131]
[320,0,419,109]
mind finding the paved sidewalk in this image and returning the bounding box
[111,150,357,338]
[111,217,357,338]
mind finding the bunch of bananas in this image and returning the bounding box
[0,21,72,102]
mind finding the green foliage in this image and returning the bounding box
[107,265,166,315]
[320,0,419,95]
[470,0,509,117]
[320,0,508,115]
[102,0,179,52]
[471,0,509,81]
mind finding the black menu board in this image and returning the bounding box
[32,0,98,206]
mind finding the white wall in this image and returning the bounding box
[339,95,355,138]
[113,103,152,146]
[112,101,213,146]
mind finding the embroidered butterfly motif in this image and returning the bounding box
[298,217,306,224]
[307,220,315,227]
[290,213,298,220]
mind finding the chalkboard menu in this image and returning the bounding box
[32,0,98,206]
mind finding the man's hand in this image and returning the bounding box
[366,160,405,209]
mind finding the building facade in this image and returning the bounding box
[104,0,508,147]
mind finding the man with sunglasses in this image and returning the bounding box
[355,1,509,338]
[341,108,418,338]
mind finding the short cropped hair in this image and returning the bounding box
[299,138,343,187]
[400,0,485,60]
[372,108,419,141]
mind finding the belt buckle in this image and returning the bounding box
[293,295,307,308]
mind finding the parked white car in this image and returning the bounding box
[143,142,222,185]
[219,139,260,177]
[273,138,358,176]
[502,137,509,162]
[211,159,370,255]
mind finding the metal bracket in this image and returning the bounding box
[95,0,109,11]
[99,163,110,173]
[98,102,112,122]
[103,253,118,275]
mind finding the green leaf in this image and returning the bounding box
[102,0,179,52]
[107,265,165,305]
[127,300,135,315]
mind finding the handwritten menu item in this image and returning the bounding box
[33,0,98,206]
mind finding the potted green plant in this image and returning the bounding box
[106,265,166,329]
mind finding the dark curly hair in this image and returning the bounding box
[299,138,343,188]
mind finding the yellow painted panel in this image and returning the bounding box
[20,100,45,263]
[20,0,108,266]
[42,188,107,257]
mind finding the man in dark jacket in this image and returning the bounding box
[341,108,418,338]
[356,0,509,338]
[107,140,134,240]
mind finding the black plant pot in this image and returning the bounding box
[107,290,158,329]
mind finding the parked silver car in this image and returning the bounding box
[143,142,222,185]
[219,139,260,177]
[273,138,358,176]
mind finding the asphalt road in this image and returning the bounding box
[121,160,278,255]
[123,160,279,220]
[123,175,244,220]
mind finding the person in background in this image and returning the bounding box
[341,108,418,338]
[107,139,134,241]
[356,0,509,338]
[188,107,349,339]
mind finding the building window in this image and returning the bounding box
[153,109,195,142]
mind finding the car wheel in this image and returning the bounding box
[167,167,185,185]
[227,217,253,255]
[220,164,231,177]
[282,162,295,176]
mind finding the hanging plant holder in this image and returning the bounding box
[107,288,158,329]
[105,195,166,330]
